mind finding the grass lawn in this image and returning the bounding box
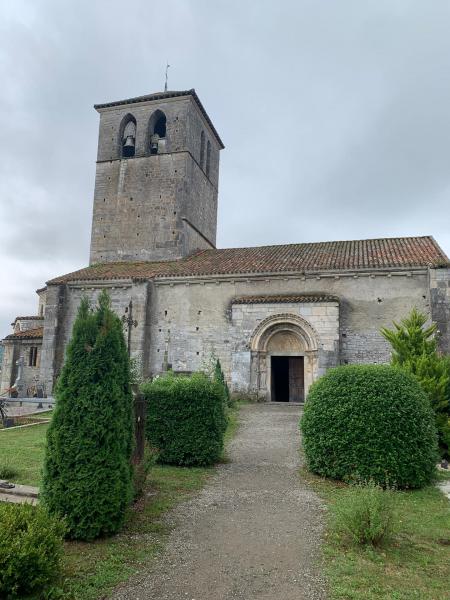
[0,423,48,486]
[0,402,242,599]
[302,468,450,600]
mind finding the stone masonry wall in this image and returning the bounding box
[40,281,150,394]
[90,95,221,264]
[38,267,438,397]
[0,342,16,393]
[430,267,450,352]
[148,269,431,393]
[0,340,42,397]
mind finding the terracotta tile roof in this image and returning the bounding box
[232,294,339,304]
[94,89,225,149]
[4,327,44,341]
[47,236,449,285]
[12,316,44,322]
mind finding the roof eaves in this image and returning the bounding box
[154,264,432,281]
[4,327,44,341]
[232,294,340,305]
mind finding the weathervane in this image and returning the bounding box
[164,62,170,92]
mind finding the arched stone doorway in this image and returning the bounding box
[249,314,319,402]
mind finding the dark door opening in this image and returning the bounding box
[271,356,304,403]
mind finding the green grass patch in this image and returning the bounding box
[0,423,48,486]
[31,410,54,420]
[223,401,243,446]
[301,468,450,600]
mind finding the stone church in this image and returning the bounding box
[2,89,450,402]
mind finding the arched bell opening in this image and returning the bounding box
[119,114,137,158]
[147,110,167,155]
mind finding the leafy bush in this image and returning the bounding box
[381,308,450,458]
[331,481,397,547]
[42,291,134,541]
[143,372,227,466]
[301,364,438,489]
[0,503,65,599]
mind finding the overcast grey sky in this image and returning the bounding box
[1,0,450,338]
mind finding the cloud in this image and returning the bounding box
[1,0,450,337]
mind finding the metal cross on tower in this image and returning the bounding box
[164,62,170,92]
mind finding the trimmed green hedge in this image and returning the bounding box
[0,503,65,599]
[143,372,227,466]
[301,364,438,489]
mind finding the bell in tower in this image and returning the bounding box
[122,118,136,158]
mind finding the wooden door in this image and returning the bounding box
[288,357,304,403]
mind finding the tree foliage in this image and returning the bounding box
[42,291,134,540]
[381,308,450,457]
[301,364,438,489]
[214,358,231,408]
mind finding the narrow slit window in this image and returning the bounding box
[200,131,205,168]
[206,140,211,177]
[29,346,38,367]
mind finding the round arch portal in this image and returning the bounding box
[249,314,320,402]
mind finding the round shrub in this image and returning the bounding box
[143,372,227,466]
[0,503,65,599]
[301,364,438,489]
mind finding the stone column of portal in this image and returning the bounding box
[304,350,319,398]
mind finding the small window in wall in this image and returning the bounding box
[29,346,38,367]
[206,140,211,177]
[200,131,205,169]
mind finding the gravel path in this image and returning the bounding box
[112,403,327,600]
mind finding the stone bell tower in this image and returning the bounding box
[89,89,224,264]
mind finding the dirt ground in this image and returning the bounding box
[112,403,327,600]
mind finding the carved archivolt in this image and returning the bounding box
[249,313,319,353]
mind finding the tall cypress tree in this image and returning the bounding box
[42,291,134,540]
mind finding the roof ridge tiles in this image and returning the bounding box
[46,235,450,285]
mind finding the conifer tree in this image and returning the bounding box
[42,291,134,540]
[380,308,438,364]
[381,308,450,457]
[214,358,231,407]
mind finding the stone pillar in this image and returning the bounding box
[39,285,63,397]
[0,342,15,394]
[430,267,450,354]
